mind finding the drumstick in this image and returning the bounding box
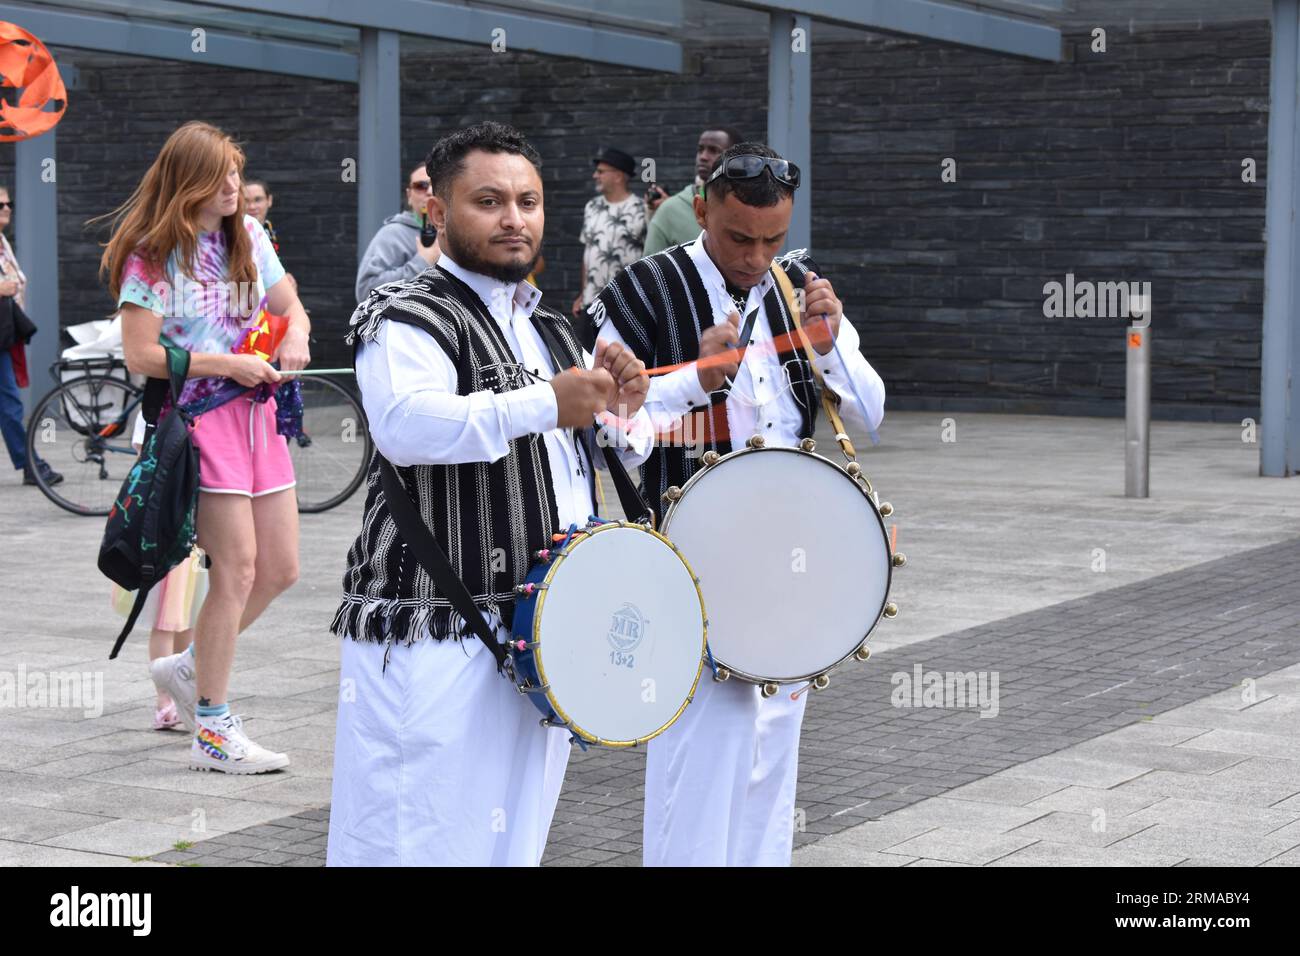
[276,368,355,377]
[642,328,805,377]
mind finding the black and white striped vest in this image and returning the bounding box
[330,266,585,647]
[591,242,821,507]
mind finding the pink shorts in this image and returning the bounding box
[192,394,296,498]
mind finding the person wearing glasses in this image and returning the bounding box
[589,142,886,867]
[354,163,442,302]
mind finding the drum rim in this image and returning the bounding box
[532,520,708,747]
[659,445,893,685]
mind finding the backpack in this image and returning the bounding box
[100,337,202,659]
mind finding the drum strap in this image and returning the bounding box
[532,319,656,527]
[771,265,859,464]
[376,454,510,672]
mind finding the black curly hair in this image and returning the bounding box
[424,121,542,198]
[705,142,796,208]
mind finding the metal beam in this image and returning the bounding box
[188,0,683,72]
[1261,0,1300,476]
[768,12,812,255]
[722,0,1062,62]
[358,28,401,266]
[15,129,61,407]
[0,3,358,81]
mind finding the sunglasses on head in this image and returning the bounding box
[409,179,431,192]
[705,155,801,191]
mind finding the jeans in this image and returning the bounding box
[0,348,27,471]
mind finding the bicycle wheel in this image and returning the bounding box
[27,375,142,516]
[286,375,372,513]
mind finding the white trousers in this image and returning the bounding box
[327,634,571,867]
[643,672,808,867]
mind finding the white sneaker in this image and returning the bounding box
[190,713,290,774]
[149,652,197,734]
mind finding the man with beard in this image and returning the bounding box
[328,122,653,867]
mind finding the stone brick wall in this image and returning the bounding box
[0,19,1271,418]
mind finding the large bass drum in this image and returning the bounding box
[660,441,892,690]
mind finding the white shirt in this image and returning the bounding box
[597,233,885,448]
[354,255,653,533]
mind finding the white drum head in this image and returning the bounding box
[534,524,705,745]
[662,448,890,683]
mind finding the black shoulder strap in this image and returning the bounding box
[531,316,654,527]
[141,335,191,427]
[376,456,509,672]
[109,586,154,661]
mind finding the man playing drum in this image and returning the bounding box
[590,142,887,866]
[328,122,653,866]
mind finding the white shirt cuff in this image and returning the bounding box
[505,381,559,439]
[653,364,712,418]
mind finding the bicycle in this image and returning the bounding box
[26,358,371,516]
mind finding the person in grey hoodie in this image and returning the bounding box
[355,163,442,302]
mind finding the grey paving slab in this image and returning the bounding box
[0,839,162,867]
[987,842,1187,867]
[793,845,917,867]
[1005,810,1154,848]
[37,818,216,858]
[1108,823,1300,867]
[0,802,113,843]
[7,413,1300,866]
[883,829,1039,866]
[1124,797,1299,837]
[1111,769,1300,809]
[1025,783,1182,819]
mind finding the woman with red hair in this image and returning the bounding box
[104,121,311,774]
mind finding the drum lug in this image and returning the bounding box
[879,501,894,517]
[892,551,907,568]
[701,450,720,466]
[883,602,899,619]
[746,434,766,449]
[812,674,830,691]
[845,461,861,478]
[854,642,872,662]
[713,666,731,683]
[760,682,779,698]
[663,485,683,502]
[799,437,816,453]
[514,582,544,597]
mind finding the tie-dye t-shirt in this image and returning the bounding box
[117,214,286,406]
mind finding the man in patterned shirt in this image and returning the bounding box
[572,147,646,347]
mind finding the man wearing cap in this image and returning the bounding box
[572,147,646,346]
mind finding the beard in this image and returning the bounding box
[441,216,541,285]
